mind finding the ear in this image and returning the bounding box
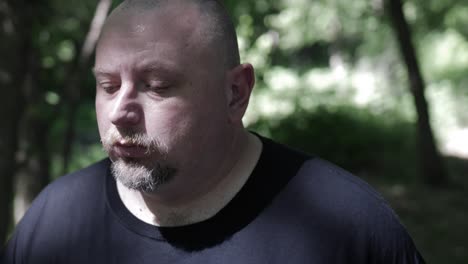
[226,63,255,123]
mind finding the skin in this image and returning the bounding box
[94,1,259,226]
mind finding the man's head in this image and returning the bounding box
[94,0,255,194]
[108,0,241,70]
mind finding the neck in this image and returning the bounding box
[116,131,262,226]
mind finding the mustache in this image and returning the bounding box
[101,128,167,155]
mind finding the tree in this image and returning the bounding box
[387,0,447,185]
[0,0,30,244]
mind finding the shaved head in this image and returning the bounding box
[103,0,240,69]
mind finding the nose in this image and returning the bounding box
[110,83,142,127]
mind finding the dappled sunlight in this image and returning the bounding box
[266,67,300,92]
[427,83,468,159]
[421,30,468,75]
[442,128,468,159]
[243,59,415,126]
[350,70,379,106]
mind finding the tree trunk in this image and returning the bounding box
[4,0,51,226]
[0,0,28,243]
[14,117,51,224]
[387,0,447,185]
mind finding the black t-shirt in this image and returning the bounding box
[2,136,425,263]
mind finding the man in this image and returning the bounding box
[2,0,425,263]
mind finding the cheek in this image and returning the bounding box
[95,98,109,138]
[143,99,197,139]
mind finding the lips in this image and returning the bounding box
[112,143,149,158]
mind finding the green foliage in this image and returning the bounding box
[67,102,106,173]
[50,102,104,178]
[249,105,417,182]
[229,0,467,173]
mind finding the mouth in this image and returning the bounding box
[111,142,150,159]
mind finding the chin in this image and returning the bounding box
[111,158,176,192]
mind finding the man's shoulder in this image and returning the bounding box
[257,136,397,221]
[258,136,398,226]
[45,157,109,198]
[299,158,390,207]
[289,157,400,226]
[299,158,424,261]
[282,157,417,250]
[2,159,113,263]
[249,138,424,262]
[22,158,111,221]
[53,158,110,184]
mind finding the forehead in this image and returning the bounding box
[95,40,181,75]
[95,3,207,71]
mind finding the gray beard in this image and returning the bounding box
[111,159,176,192]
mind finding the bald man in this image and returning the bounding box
[1,0,425,263]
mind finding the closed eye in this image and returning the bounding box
[143,81,170,93]
[98,82,120,94]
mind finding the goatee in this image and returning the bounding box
[101,128,177,192]
[110,159,175,192]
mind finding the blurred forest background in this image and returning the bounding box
[1,0,467,262]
